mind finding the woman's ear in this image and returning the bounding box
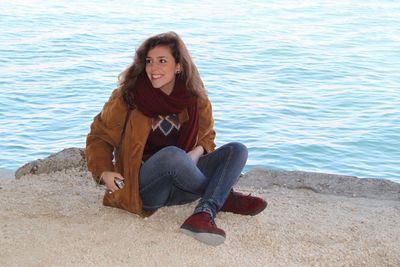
[176,63,182,74]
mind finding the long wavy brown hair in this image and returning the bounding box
[119,32,207,106]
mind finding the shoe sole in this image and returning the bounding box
[250,201,268,216]
[180,228,226,246]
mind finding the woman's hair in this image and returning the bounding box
[119,32,207,105]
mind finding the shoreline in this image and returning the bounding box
[0,168,15,179]
[5,147,400,185]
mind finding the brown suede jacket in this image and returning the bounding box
[85,88,216,216]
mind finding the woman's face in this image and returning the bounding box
[145,45,181,95]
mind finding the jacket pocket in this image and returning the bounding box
[102,189,123,209]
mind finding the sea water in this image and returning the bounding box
[0,1,399,182]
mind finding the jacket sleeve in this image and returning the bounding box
[85,89,129,182]
[197,96,216,153]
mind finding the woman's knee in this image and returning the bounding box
[155,146,188,164]
[225,142,248,159]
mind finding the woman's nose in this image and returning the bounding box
[149,62,161,72]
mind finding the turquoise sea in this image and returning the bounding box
[0,1,399,182]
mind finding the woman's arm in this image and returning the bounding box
[196,96,216,153]
[187,145,205,164]
[85,89,129,183]
[85,113,117,183]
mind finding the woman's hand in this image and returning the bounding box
[187,146,204,164]
[100,171,125,192]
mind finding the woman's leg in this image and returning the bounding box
[180,142,248,246]
[139,146,209,211]
[193,142,248,218]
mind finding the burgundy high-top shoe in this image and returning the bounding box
[220,190,267,216]
[180,212,226,246]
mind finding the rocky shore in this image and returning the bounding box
[1,148,399,266]
[12,147,400,201]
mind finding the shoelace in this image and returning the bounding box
[232,191,253,208]
[204,214,216,226]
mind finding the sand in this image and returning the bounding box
[1,167,399,267]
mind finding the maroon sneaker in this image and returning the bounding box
[220,190,267,216]
[180,212,226,246]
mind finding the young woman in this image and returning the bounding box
[86,32,267,246]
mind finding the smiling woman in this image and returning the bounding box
[118,32,207,106]
[145,46,181,95]
[85,32,267,246]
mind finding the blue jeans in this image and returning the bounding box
[138,142,248,218]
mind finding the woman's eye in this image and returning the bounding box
[160,59,167,64]
[145,59,152,64]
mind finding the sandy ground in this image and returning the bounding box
[1,168,399,267]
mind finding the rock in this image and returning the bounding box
[13,148,400,201]
[15,148,87,179]
[239,169,400,201]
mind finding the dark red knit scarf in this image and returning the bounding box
[133,72,199,152]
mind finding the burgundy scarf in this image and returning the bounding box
[133,73,199,152]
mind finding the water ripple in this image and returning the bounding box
[1,0,399,182]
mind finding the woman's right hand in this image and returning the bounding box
[100,171,125,192]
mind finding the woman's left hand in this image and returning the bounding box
[187,146,204,164]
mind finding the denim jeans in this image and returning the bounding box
[138,142,248,218]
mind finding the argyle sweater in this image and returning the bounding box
[142,114,181,161]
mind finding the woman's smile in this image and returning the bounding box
[145,45,181,95]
